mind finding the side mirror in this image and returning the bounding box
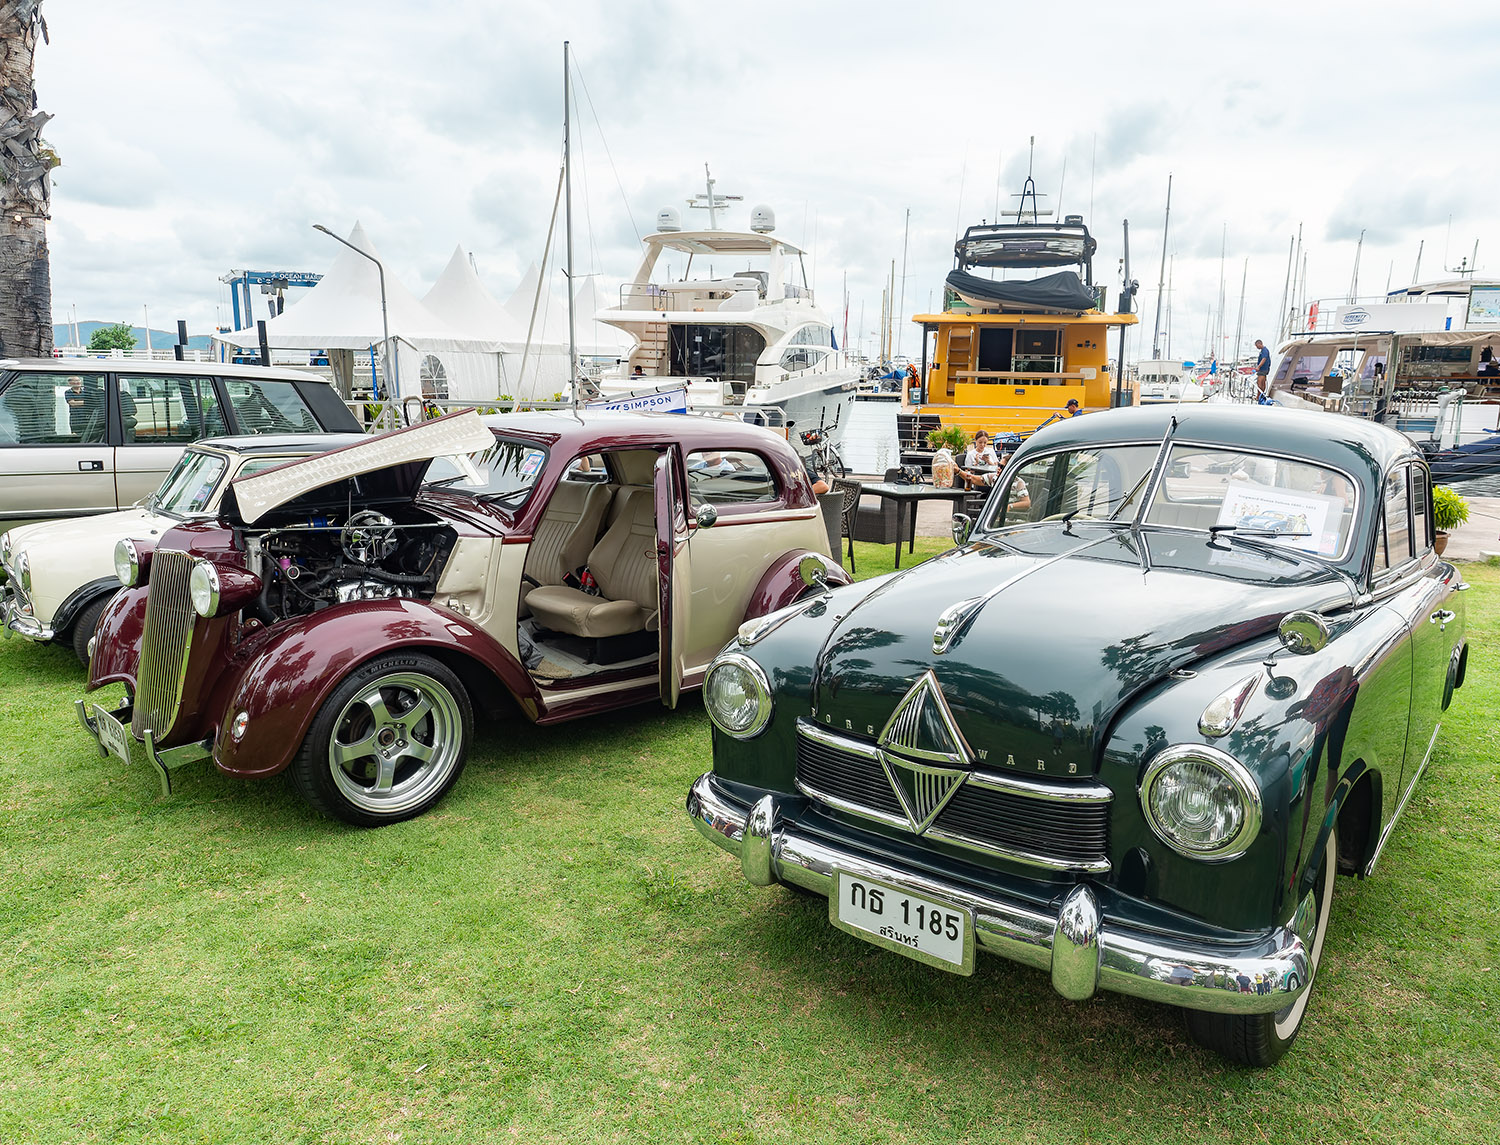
[797,552,829,591]
[951,513,973,547]
[1278,610,1330,655]
[695,503,718,529]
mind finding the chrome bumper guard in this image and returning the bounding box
[2,588,53,641]
[75,699,212,797]
[687,772,1312,1016]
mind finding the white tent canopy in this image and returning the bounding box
[215,222,503,401]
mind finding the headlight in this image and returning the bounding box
[703,652,773,739]
[1140,745,1261,861]
[115,539,141,586]
[188,560,221,617]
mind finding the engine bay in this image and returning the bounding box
[243,506,456,623]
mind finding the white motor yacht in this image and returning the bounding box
[593,185,858,436]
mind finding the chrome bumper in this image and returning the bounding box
[687,772,1312,1016]
[76,699,213,797]
[1,587,53,641]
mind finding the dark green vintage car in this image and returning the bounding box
[687,404,1468,1066]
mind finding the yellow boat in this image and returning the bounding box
[907,188,1139,440]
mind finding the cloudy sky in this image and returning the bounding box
[35,1,1497,363]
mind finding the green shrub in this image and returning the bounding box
[1433,485,1470,531]
[926,424,970,453]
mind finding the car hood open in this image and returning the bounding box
[810,525,1353,778]
[228,411,496,525]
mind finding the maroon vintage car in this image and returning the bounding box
[78,410,847,825]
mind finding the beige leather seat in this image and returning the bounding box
[526,487,660,638]
[523,479,611,591]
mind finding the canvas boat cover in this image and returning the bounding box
[945,269,1099,314]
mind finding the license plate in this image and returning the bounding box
[94,704,133,764]
[830,871,975,975]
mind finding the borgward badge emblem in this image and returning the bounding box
[877,670,971,834]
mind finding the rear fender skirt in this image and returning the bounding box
[744,550,852,620]
[212,599,535,779]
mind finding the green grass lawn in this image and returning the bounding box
[1,546,1496,1143]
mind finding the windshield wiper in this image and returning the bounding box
[475,487,531,504]
[1208,525,1312,541]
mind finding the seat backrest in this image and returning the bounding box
[831,478,862,531]
[587,486,660,610]
[525,480,611,586]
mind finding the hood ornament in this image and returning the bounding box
[877,670,972,833]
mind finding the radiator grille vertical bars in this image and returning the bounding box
[131,550,196,740]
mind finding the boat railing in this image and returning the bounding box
[341,395,787,435]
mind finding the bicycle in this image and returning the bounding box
[797,405,847,481]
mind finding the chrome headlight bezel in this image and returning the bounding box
[114,538,141,587]
[703,651,774,740]
[1140,744,1262,862]
[188,560,221,618]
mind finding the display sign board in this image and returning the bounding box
[1333,303,1449,333]
[586,385,689,414]
[1466,286,1500,326]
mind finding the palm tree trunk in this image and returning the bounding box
[0,0,55,359]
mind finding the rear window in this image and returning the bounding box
[0,371,109,444]
[223,379,321,434]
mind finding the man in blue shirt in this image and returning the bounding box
[1255,339,1271,397]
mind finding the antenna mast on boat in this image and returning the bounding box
[688,165,741,231]
[564,41,579,405]
[1277,234,1294,343]
[1151,173,1172,360]
[897,208,910,358]
[1348,229,1364,303]
[1411,240,1424,287]
[1232,256,1247,371]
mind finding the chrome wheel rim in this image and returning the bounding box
[326,671,463,816]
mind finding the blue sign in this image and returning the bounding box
[586,386,689,414]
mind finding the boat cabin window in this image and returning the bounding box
[789,325,833,347]
[1287,353,1330,383]
[780,347,827,373]
[669,325,766,382]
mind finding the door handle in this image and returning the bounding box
[78,459,104,472]
[1429,609,1455,630]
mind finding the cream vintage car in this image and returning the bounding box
[2,433,362,662]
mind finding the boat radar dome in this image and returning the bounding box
[1063,214,1084,226]
[750,205,776,234]
[656,206,682,233]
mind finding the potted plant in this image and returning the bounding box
[926,425,970,487]
[1432,485,1469,555]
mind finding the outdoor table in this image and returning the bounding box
[857,482,970,568]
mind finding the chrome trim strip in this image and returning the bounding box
[799,720,1110,803]
[688,774,1311,1015]
[795,775,909,830]
[924,822,1113,874]
[1365,721,1440,877]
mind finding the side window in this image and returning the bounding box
[222,379,320,434]
[122,376,227,443]
[1411,466,1432,554]
[563,454,609,483]
[685,449,778,506]
[0,372,108,444]
[1378,468,1413,571]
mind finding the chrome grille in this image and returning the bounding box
[132,549,197,739]
[796,722,1111,872]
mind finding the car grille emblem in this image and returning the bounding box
[877,670,972,833]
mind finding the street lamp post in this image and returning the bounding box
[312,223,398,400]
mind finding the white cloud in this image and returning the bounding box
[31,0,1500,361]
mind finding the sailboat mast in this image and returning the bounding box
[1151,173,1172,361]
[563,41,579,401]
[897,209,910,359]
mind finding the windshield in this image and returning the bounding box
[153,451,228,515]
[991,443,1357,559]
[426,437,548,506]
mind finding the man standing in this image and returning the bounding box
[1255,339,1271,396]
[1065,398,1082,417]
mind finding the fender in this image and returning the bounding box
[87,585,149,690]
[743,550,852,620]
[54,577,122,637]
[212,599,538,779]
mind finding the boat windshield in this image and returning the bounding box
[991,443,1357,559]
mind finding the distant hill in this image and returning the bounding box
[52,321,216,352]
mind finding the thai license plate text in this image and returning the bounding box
[94,705,133,764]
[831,871,974,974]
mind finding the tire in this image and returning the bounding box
[1185,826,1338,1067]
[816,446,847,481]
[70,594,113,667]
[290,653,472,827]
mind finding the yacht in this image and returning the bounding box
[592,185,858,436]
